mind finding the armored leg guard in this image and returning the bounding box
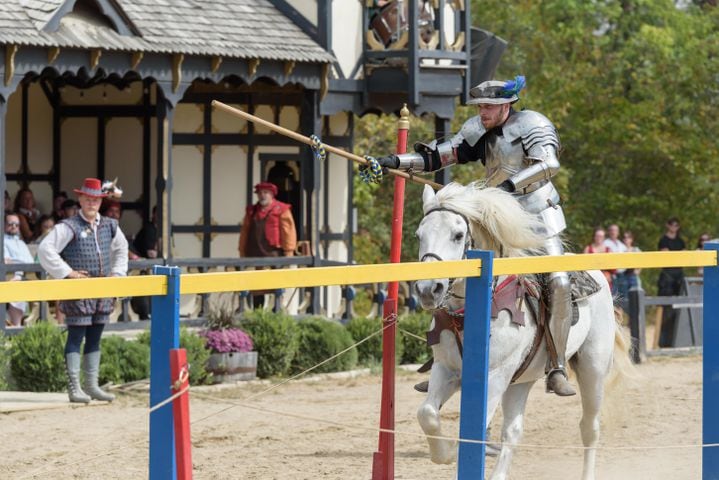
[82,351,116,402]
[65,352,91,404]
[545,271,576,397]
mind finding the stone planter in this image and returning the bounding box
[207,351,258,383]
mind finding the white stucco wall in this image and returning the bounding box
[331,0,364,79]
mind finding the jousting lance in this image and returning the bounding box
[211,100,442,190]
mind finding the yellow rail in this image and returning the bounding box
[0,251,714,302]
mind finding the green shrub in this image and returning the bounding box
[399,312,432,365]
[290,317,358,375]
[0,334,13,390]
[345,316,403,366]
[241,309,299,378]
[10,322,66,392]
[99,336,150,386]
[136,327,213,386]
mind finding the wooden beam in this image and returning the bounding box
[172,53,184,93]
[320,64,330,100]
[47,46,60,65]
[90,48,102,69]
[5,45,18,87]
[248,58,260,77]
[131,51,144,70]
[284,60,296,77]
[211,56,223,73]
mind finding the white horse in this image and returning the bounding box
[414,182,630,480]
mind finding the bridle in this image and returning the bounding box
[419,207,475,303]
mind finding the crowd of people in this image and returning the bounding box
[583,218,715,347]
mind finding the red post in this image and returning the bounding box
[170,348,193,480]
[372,105,410,480]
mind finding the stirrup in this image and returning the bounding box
[545,368,576,397]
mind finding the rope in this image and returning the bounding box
[188,390,717,452]
[309,134,327,162]
[148,366,190,414]
[399,327,426,343]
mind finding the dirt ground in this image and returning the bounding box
[0,355,702,480]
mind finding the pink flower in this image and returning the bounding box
[201,328,253,353]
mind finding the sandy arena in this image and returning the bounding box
[0,355,701,480]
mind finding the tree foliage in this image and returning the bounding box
[353,0,719,267]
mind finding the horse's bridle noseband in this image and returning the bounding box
[418,207,475,303]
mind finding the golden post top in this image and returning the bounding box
[398,104,410,130]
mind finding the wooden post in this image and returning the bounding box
[170,349,193,480]
[457,250,493,479]
[150,265,181,480]
[703,242,719,478]
[372,105,410,480]
[628,288,647,363]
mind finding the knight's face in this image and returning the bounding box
[477,103,509,129]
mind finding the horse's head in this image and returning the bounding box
[414,184,471,310]
[414,182,547,310]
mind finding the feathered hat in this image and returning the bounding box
[468,75,526,105]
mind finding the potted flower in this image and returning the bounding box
[201,296,257,383]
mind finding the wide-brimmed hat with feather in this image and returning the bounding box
[468,75,526,105]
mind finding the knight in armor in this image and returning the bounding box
[363,75,576,396]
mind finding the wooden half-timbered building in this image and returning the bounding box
[0,0,504,322]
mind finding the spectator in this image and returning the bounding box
[583,227,612,286]
[239,182,297,308]
[133,205,159,259]
[100,199,122,221]
[130,206,160,320]
[697,233,712,276]
[38,178,128,403]
[14,187,42,242]
[615,230,642,311]
[52,191,68,221]
[61,199,79,220]
[603,223,627,293]
[33,215,55,243]
[4,191,11,215]
[657,217,686,347]
[3,213,34,326]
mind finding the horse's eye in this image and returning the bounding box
[453,232,463,242]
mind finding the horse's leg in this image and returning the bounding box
[572,353,607,480]
[417,360,461,464]
[488,381,535,480]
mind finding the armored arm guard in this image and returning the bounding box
[501,111,561,191]
[394,116,486,172]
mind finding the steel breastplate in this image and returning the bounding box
[484,134,529,187]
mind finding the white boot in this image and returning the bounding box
[82,351,115,402]
[65,353,91,404]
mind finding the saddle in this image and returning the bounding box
[420,271,602,381]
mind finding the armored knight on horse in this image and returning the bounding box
[363,75,575,396]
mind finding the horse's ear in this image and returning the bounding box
[422,185,436,212]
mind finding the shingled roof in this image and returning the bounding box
[0,0,334,63]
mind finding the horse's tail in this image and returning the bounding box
[606,306,637,391]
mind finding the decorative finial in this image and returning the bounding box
[398,103,410,130]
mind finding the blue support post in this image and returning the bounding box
[457,249,494,479]
[150,266,181,480]
[703,242,719,479]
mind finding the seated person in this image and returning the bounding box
[14,187,42,242]
[4,213,34,326]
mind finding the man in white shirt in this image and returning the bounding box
[603,224,627,294]
[38,178,128,403]
[4,213,34,326]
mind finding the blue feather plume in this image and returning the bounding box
[501,75,526,98]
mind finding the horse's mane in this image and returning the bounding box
[431,181,547,257]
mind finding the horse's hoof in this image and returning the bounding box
[414,380,429,393]
[546,371,576,396]
[486,443,501,457]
